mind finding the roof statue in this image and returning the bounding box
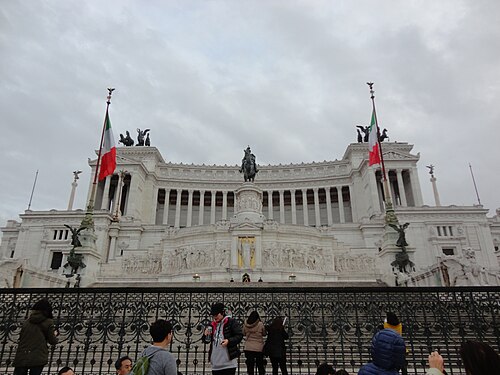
[355,126,389,142]
[136,128,150,146]
[119,131,134,146]
[379,128,389,142]
[356,125,369,142]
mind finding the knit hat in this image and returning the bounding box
[384,312,402,335]
[210,302,225,316]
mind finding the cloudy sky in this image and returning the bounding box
[1,0,499,228]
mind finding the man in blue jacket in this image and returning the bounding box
[358,328,406,375]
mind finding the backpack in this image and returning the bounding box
[129,351,156,375]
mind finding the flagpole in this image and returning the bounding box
[469,163,481,205]
[27,169,39,210]
[367,82,398,224]
[81,88,115,229]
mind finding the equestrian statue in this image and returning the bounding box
[239,146,258,182]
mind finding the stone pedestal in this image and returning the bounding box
[230,183,265,226]
[378,225,415,286]
[70,228,102,287]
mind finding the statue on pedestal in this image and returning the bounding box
[389,223,410,250]
[239,146,258,182]
[64,224,85,248]
[389,223,414,273]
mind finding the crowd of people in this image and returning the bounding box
[12,299,500,375]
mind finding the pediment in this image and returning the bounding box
[230,221,263,231]
[383,150,418,160]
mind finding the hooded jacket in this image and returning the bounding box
[243,320,266,352]
[13,310,59,367]
[358,329,405,375]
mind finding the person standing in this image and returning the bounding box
[13,298,59,375]
[141,319,177,375]
[203,302,243,375]
[243,311,266,375]
[265,317,289,375]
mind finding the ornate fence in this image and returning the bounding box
[1,286,499,375]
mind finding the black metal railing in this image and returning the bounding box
[1,286,499,375]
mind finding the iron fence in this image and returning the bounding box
[0,286,499,375]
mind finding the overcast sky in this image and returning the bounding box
[1,0,499,229]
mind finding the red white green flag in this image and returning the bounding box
[368,109,381,166]
[98,111,116,180]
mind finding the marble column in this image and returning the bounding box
[187,189,194,227]
[112,172,125,220]
[222,191,228,220]
[396,169,408,206]
[279,190,285,224]
[174,189,182,228]
[430,176,441,206]
[291,190,297,224]
[348,185,357,222]
[152,188,160,224]
[210,190,216,224]
[267,190,273,220]
[325,187,333,226]
[337,186,345,224]
[410,168,424,206]
[313,188,320,227]
[101,176,112,210]
[199,190,205,225]
[125,173,139,217]
[163,189,170,225]
[369,168,381,214]
[302,189,309,226]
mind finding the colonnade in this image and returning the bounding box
[373,168,422,211]
[155,186,354,228]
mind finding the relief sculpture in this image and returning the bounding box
[334,253,375,273]
[122,253,162,274]
[262,243,333,271]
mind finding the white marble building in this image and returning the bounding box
[1,142,499,287]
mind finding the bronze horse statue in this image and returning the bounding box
[239,146,258,182]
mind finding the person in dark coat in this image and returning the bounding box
[13,298,59,375]
[358,328,405,375]
[265,317,289,375]
[202,302,243,375]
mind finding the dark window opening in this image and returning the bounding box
[50,252,63,270]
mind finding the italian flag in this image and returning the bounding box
[98,112,116,180]
[368,109,381,166]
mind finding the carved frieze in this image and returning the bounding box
[334,253,375,273]
[163,242,229,272]
[121,253,162,274]
[262,242,333,271]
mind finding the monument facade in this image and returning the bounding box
[1,142,499,287]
